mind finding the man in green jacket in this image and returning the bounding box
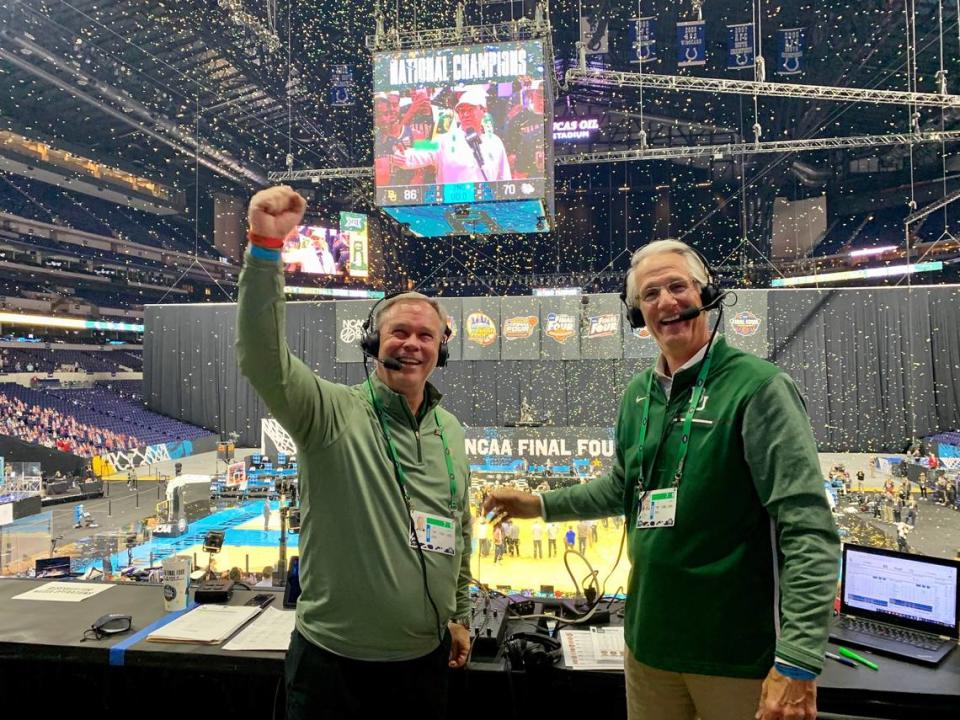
[237,186,472,720]
[485,240,839,720]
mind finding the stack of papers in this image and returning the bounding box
[146,605,261,645]
[222,607,297,651]
[560,626,625,670]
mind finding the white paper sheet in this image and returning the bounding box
[560,626,625,670]
[146,604,260,644]
[222,607,297,651]
[11,582,115,602]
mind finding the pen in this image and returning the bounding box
[825,651,857,669]
[837,646,879,670]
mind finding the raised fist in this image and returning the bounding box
[248,185,307,240]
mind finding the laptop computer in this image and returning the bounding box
[831,543,959,666]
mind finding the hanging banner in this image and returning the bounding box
[579,294,623,360]
[628,17,657,64]
[676,20,706,68]
[777,28,805,76]
[727,23,755,70]
[580,1,610,55]
[339,211,369,278]
[329,64,355,107]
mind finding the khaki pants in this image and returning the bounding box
[625,651,763,720]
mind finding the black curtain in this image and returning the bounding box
[146,287,960,452]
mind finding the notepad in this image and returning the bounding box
[146,604,261,645]
[222,607,297,651]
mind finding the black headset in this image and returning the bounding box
[359,292,452,367]
[504,632,563,672]
[619,245,721,329]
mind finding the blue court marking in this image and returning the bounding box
[74,500,286,574]
[109,600,198,666]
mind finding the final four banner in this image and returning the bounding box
[727,23,755,70]
[579,293,623,359]
[539,296,581,360]
[777,28,805,76]
[500,296,541,361]
[461,297,501,361]
[677,20,706,68]
[723,289,769,359]
[628,17,657,64]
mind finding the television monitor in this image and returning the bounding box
[383,199,548,237]
[373,40,548,208]
[35,556,71,578]
[281,219,371,280]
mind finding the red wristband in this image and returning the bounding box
[247,231,285,249]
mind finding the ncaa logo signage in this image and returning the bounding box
[340,318,365,343]
[545,313,576,343]
[730,311,761,337]
[466,312,497,346]
[586,314,619,338]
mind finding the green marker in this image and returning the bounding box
[837,646,879,670]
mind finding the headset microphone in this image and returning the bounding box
[661,306,703,325]
[380,357,403,371]
[660,290,731,325]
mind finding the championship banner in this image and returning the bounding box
[777,28,805,76]
[330,64,355,107]
[628,17,657,64]
[727,23,755,70]
[339,212,369,278]
[580,1,610,55]
[500,296,541,360]
[723,289,769,359]
[465,426,616,477]
[677,20,706,68]
[539,296,581,360]
[335,299,376,363]
[461,297,501,361]
[579,293,623,360]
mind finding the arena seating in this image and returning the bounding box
[0,348,141,374]
[0,381,213,453]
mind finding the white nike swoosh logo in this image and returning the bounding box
[635,396,647,404]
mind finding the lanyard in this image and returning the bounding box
[367,380,459,512]
[635,349,713,495]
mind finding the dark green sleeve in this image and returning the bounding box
[743,373,841,675]
[235,251,353,450]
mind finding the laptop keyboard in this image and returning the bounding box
[837,616,947,651]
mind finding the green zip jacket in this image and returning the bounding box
[543,336,840,677]
[236,251,472,661]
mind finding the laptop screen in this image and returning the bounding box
[35,556,71,578]
[841,544,959,637]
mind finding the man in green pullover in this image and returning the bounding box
[485,240,839,720]
[237,186,472,720]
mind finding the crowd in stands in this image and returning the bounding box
[0,390,140,457]
[0,347,141,374]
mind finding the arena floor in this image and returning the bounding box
[27,448,960,591]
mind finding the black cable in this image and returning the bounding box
[362,357,444,645]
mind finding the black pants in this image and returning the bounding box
[285,629,450,720]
